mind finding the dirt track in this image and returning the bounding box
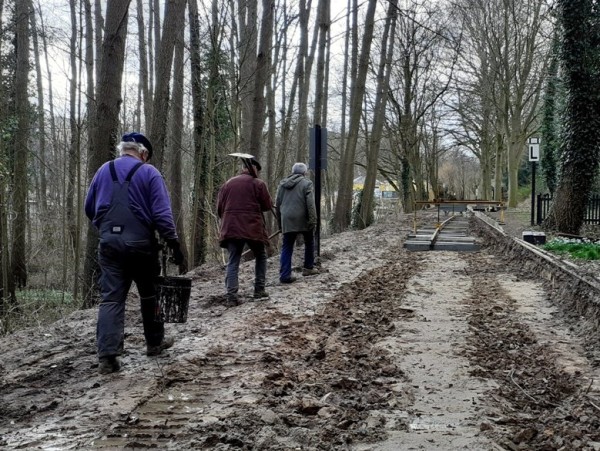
[1,212,600,450]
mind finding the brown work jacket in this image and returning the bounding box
[217,173,273,247]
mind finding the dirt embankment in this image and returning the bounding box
[1,212,600,450]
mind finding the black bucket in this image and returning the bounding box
[157,276,192,323]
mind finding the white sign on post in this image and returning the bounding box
[528,137,540,162]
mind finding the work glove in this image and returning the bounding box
[166,239,184,266]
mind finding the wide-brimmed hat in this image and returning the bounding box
[250,158,262,171]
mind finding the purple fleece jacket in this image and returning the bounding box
[84,155,178,241]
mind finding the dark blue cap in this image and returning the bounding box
[122,132,153,160]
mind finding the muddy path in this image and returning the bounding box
[1,213,600,450]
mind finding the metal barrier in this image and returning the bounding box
[414,200,504,233]
[536,194,600,225]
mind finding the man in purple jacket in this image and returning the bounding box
[85,132,183,375]
[217,158,273,306]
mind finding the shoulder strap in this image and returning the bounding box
[125,162,144,182]
[109,161,118,182]
[109,161,144,183]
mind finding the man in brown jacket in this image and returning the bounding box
[217,158,273,305]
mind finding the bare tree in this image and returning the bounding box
[67,0,79,252]
[545,0,600,233]
[168,22,188,273]
[12,0,32,288]
[149,0,187,170]
[236,0,258,152]
[30,5,48,220]
[312,0,330,128]
[453,0,550,207]
[247,0,274,161]
[136,0,153,130]
[82,0,132,307]
[332,0,377,232]
[188,0,208,267]
[358,0,398,228]
[386,0,456,211]
[0,0,11,308]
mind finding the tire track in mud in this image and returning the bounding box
[357,251,498,450]
[93,246,424,450]
[462,251,600,450]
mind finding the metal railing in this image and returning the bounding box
[536,194,600,225]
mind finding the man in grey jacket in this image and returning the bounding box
[275,162,318,283]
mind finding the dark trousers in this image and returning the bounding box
[280,231,315,282]
[225,239,267,296]
[97,244,163,358]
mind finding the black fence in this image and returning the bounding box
[537,194,600,225]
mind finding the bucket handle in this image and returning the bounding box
[160,240,168,278]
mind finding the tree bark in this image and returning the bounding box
[82,0,131,307]
[12,0,32,288]
[136,0,152,130]
[247,0,274,162]
[30,5,48,219]
[149,0,186,171]
[237,0,258,153]
[358,0,397,229]
[332,0,377,232]
[545,0,600,233]
[312,0,329,128]
[168,23,188,273]
[188,0,207,267]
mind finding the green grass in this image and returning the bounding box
[543,239,600,260]
[1,289,78,336]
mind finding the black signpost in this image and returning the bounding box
[309,125,327,257]
[528,137,540,226]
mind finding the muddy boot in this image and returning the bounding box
[225,293,241,307]
[253,290,269,300]
[302,267,319,276]
[146,336,175,357]
[98,356,121,375]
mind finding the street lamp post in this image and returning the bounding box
[528,137,540,226]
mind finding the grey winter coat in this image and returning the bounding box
[275,174,317,234]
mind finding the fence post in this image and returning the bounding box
[536,194,542,225]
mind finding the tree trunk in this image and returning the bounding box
[279,0,307,175]
[358,0,397,229]
[136,0,152,130]
[168,23,188,273]
[30,6,48,221]
[188,0,208,267]
[237,0,258,152]
[312,0,329,128]
[82,0,131,307]
[545,0,600,233]
[94,0,103,83]
[12,0,31,288]
[0,0,12,309]
[149,0,186,171]
[67,0,79,250]
[296,0,317,162]
[247,0,274,162]
[332,0,377,232]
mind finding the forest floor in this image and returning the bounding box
[1,204,600,450]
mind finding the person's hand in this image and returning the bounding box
[166,239,184,265]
